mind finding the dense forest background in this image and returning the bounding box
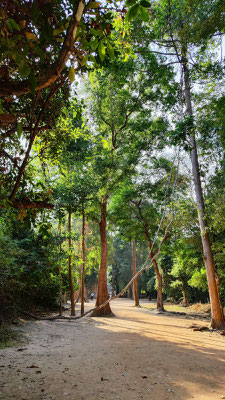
[0,0,224,328]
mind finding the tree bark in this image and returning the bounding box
[92,196,112,316]
[182,55,224,329]
[182,281,189,307]
[133,201,164,311]
[128,285,133,299]
[111,264,115,297]
[154,261,164,311]
[68,211,75,316]
[81,207,86,316]
[59,212,63,316]
[145,238,164,311]
[149,246,164,312]
[132,240,140,307]
[128,250,133,299]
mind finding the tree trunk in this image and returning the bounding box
[182,56,224,329]
[74,287,81,304]
[59,212,63,316]
[181,280,189,307]
[111,264,115,297]
[92,196,112,316]
[81,207,86,316]
[115,273,120,296]
[128,285,133,299]
[128,250,133,299]
[154,261,164,312]
[134,201,164,311]
[68,211,75,316]
[146,241,164,311]
[132,240,140,307]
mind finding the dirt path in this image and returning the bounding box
[0,299,225,400]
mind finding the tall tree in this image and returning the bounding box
[125,0,225,328]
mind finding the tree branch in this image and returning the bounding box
[1,200,54,210]
[0,0,86,97]
[9,79,65,201]
[116,91,142,143]
[1,149,20,168]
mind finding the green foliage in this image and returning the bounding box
[0,211,62,319]
[188,268,208,291]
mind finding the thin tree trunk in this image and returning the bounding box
[128,249,133,299]
[144,238,164,311]
[59,211,62,316]
[182,56,224,329]
[81,207,85,316]
[134,202,164,311]
[115,273,120,296]
[92,196,112,316]
[154,261,164,311]
[149,246,164,312]
[111,264,115,297]
[68,211,75,316]
[132,240,140,307]
[182,281,189,307]
[128,285,133,299]
[74,287,81,304]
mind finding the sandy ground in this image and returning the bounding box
[0,299,225,400]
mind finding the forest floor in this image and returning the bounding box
[0,298,225,400]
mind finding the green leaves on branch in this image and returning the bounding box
[18,63,31,78]
[98,41,106,61]
[125,0,151,22]
[107,44,114,59]
[6,18,20,32]
[169,116,194,150]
